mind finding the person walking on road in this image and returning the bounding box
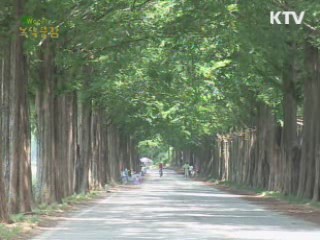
[183,162,190,178]
[189,164,194,178]
[124,168,129,182]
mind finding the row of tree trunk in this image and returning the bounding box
[173,42,320,202]
[36,75,136,205]
[0,0,32,221]
[0,0,139,222]
[297,43,320,201]
[173,108,299,197]
[0,37,138,218]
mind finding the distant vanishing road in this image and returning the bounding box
[33,170,320,240]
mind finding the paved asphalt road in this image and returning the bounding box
[33,169,320,240]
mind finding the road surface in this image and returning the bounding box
[33,169,320,240]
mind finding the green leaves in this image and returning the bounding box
[18,0,320,151]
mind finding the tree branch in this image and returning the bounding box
[133,0,154,10]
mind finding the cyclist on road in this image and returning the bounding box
[159,162,163,177]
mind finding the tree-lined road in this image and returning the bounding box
[33,170,320,240]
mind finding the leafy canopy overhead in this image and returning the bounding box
[17,0,320,149]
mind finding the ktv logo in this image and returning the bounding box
[270,11,305,24]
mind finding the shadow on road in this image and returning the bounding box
[33,170,320,240]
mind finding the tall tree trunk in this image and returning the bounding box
[66,93,78,196]
[54,92,77,200]
[297,43,318,199]
[0,49,9,222]
[76,97,92,193]
[313,67,320,200]
[36,40,57,204]
[300,43,320,201]
[107,124,121,183]
[89,108,108,190]
[7,0,32,213]
[0,54,9,222]
[282,49,298,195]
[0,155,8,221]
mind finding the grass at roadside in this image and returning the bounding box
[0,224,21,240]
[260,191,320,208]
[0,191,102,240]
[33,191,100,216]
[210,179,320,209]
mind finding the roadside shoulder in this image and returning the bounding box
[198,179,320,226]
